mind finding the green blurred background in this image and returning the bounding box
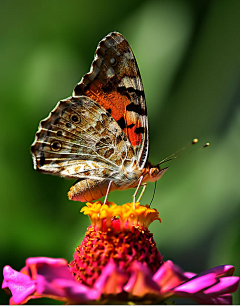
[1,0,240,304]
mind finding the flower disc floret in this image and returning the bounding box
[80,201,161,231]
[69,218,163,286]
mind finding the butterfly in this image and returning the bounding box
[31,32,168,204]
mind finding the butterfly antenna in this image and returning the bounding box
[197,142,210,150]
[157,138,209,166]
[149,181,157,207]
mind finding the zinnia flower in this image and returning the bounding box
[2,202,239,304]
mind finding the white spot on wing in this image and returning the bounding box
[115,35,124,43]
[106,67,115,78]
[118,75,143,91]
[124,51,134,60]
[110,57,116,65]
[135,75,143,91]
[118,76,133,89]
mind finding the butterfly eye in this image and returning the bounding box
[70,114,80,123]
[150,167,159,178]
[51,140,62,151]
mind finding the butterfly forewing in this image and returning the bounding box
[73,32,149,169]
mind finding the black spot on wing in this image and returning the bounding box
[61,108,67,116]
[106,108,112,114]
[40,152,45,167]
[126,103,143,115]
[135,127,145,134]
[117,85,145,98]
[54,118,60,125]
[127,123,135,129]
[74,84,81,96]
[117,117,126,129]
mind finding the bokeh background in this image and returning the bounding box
[1,0,240,304]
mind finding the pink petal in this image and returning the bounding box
[3,257,239,305]
[191,293,233,305]
[26,257,73,281]
[172,269,239,305]
[196,265,236,278]
[26,257,100,303]
[153,260,188,293]
[184,272,196,278]
[173,273,217,294]
[3,257,101,305]
[204,277,239,296]
[124,261,160,297]
[53,279,100,304]
[94,259,128,294]
[2,265,36,304]
[211,294,233,305]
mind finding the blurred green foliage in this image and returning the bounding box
[1,0,240,304]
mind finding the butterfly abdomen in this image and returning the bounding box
[68,178,117,202]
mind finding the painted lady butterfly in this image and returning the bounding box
[31,32,168,204]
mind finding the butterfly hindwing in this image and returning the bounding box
[31,96,137,182]
[73,32,149,169]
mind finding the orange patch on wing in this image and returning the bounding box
[126,120,142,147]
[84,79,142,147]
[85,81,130,122]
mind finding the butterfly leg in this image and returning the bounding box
[103,180,113,205]
[133,176,144,209]
[136,183,147,203]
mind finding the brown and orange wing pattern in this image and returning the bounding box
[73,32,149,169]
[31,95,140,202]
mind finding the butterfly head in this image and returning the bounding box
[145,163,169,183]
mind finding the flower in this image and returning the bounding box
[2,202,239,304]
[69,202,163,287]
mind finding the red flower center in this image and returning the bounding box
[69,218,163,286]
